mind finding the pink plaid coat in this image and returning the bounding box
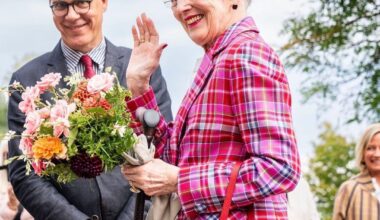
[126,17,300,220]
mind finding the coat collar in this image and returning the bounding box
[172,17,259,154]
[206,16,259,58]
[47,38,125,87]
[353,171,375,192]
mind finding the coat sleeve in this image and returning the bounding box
[176,40,301,217]
[332,181,351,220]
[7,73,89,220]
[149,66,173,122]
[125,87,173,159]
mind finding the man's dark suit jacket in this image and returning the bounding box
[7,39,173,220]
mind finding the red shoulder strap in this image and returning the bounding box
[220,161,254,220]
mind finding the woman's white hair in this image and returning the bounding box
[355,123,380,172]
[243,0,252,10]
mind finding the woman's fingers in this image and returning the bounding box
[136,16,145,43]
[146,16,159,45]
[131,26,139,48]
[141,13,151,43]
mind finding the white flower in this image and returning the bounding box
[64,72,82,86]
[112,124,127,137]
[11,81,21,88]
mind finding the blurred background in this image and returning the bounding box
[0,0,378,219]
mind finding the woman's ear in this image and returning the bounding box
[102,0,109,12]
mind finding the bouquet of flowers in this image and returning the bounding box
[6,70,136,183]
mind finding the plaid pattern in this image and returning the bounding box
[126,17,300,220]
[333,172,380,220]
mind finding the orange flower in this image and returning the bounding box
[72,81,100,103]
[32,137,66,160]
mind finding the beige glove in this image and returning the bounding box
[122,134,155,192]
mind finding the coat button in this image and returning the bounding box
[91,215,99,220]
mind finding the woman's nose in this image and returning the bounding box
[175,0,191,12]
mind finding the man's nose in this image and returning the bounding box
[66,4,80,19]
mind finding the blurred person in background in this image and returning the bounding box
[333,123,380,220]
[0,141,33,220]
[288,175,320,220]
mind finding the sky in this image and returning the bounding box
[0,0,366,170]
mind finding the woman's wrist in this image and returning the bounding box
[168,164,180,193]
[126,77,150,98]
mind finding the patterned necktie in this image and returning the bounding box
[80,55,95,79]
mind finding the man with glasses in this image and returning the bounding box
[7,0,172,219]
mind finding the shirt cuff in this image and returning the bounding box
[125,86,158,118]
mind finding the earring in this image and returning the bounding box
[232,4,238,10]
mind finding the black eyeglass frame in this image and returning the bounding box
[49,0,93,17]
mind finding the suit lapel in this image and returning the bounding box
[46,41,70,89]
[171,53,214,161]
[104,39,126,86]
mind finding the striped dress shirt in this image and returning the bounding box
[126,17,300,219]
[61,38,106,76]
[333,171,380,220]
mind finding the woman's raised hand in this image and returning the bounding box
[126,13,167,97]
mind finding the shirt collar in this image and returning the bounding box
[61,38,106,72]
[206,16,259,57]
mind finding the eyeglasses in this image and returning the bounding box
[163,0,178,8]
[50,0,93,17]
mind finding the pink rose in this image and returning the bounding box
[53,118,70,138]
[50,100,76,122]
[19,86,40,114]
[21,86,40,100]
[31,160,46,176]
[36,73,62,93]
[25,111,42,134]
[87,73,115,94]
[19,98,36,114]
[37,107,50,119]
[20,136,33,157]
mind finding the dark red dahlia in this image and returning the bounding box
[70,153,103,178]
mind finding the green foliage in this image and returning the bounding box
[0,95,7,134]
[306,122,358,220]
[68,85,136,171]
[42,163,77,184]
[281,0,380,122]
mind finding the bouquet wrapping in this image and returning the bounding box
[6,70,136,183]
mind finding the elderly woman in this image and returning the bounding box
[122,0,300,218]
[333,123,380,220]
